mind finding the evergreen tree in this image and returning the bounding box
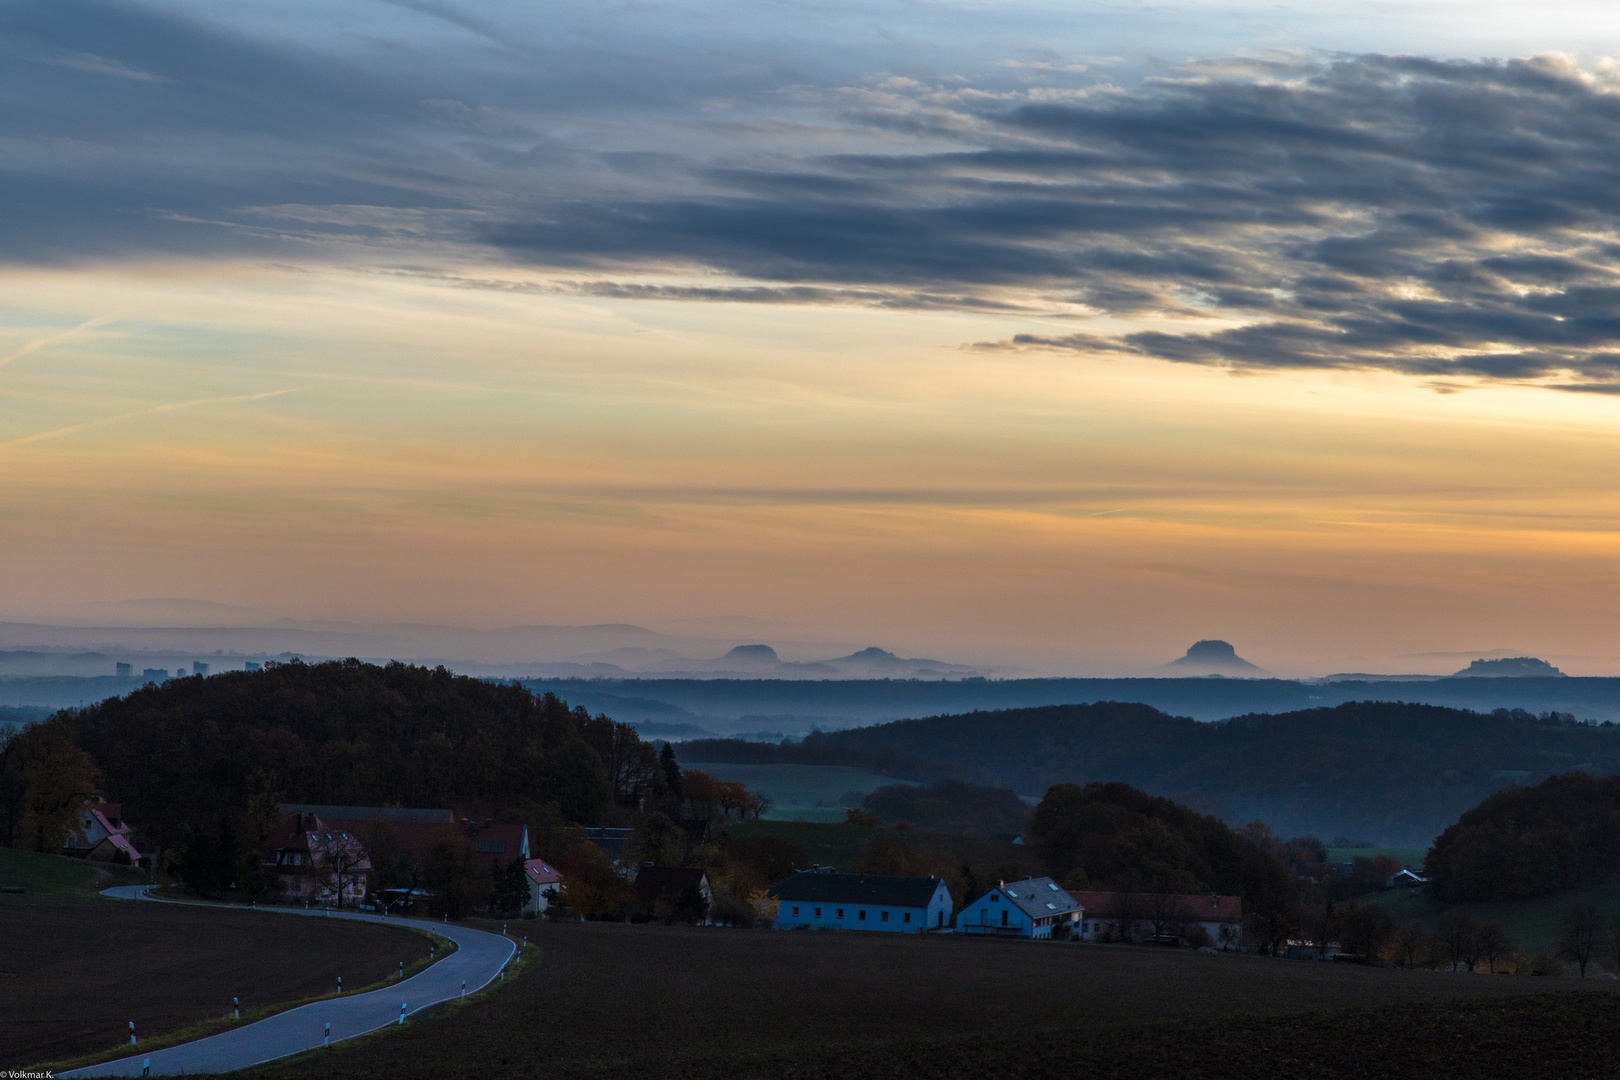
[659,742,682,800]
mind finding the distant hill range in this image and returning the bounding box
[1160,640,1269,677]
[1451,657,1566,678]
[681,700,1620,846]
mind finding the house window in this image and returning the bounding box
[881,910,889,922]
[1001,910,1009,927]
[837,908,844,919]
[792,907,800,917]
[990,893,1000,902]
[903,912,911,923]
[814,907,822,918]
[859,910,867,921]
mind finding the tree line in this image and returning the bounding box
[684,701,1620,844]
[1426,772,1620,903]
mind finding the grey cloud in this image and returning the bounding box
[12,4,1620,387]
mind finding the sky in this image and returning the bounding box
[8,0,1620,675]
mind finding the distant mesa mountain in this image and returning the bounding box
[722,644,781,665]
[1160,640,1268,677]
[1452,656,1566,678]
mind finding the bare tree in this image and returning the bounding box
[1101,891,1144,944]
[1560,902,1603,978]
[1475,921,1514,974]
[1439,913,1482,972]
[1395,922,1427,968]
[1332,899,1394,963]
[1148,892,1194,943]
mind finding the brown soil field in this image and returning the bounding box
[251,920,1618,1080]
[0,895,432,1066]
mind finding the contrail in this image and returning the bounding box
[0,387,303,449]
[0,315,116,374]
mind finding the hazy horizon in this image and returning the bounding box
[7,3,1620,678]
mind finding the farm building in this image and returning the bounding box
[957,877,1081,939]
[772,870,953,932]
[1068,890,1242,947]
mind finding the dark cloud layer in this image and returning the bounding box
[12,2,1620,384]
[490,56,1620,385]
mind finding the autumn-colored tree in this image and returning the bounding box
[423,832,480,918]
[559,842,633,920]
[630,810,684,867]
[1330,899,1394,962]
[682,770,721,824]
[746,886,779,926]
[18,726,101,854]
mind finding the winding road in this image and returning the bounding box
[62,888,517,1078]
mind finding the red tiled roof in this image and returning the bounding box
[524,859,562,887]
[1068,890,1242,923]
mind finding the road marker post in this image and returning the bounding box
[142,1058,150,1077]
[460,979,466,997]
[129,1020,136,1046]
[400,1002,407,1025]
[234,996,239,1019]
[399,960,403,979]
[324,1021,330,1047]
[338,975,342,995]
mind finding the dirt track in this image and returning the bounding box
[0,895,431,1065]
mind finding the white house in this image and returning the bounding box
[957,877,1082,939]
[772,870,953,932]
[64,801,142,864]
[524,858,564,913]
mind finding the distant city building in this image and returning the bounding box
[175,668,186,677]
[141,668,169,680]
[192,661,209,676]
[245,661,262,671]
[115,662,132,677]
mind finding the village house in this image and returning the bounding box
[772,869,953,932]
[263,814,372,905]
[524,857,564,914]
[632,865,713,923]
[956,877,1082,938]
[64,800,143,865]
[264,805,530,908]
[1068,890,1243,947]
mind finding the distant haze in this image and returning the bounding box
[7,6,1620,673]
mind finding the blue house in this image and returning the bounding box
[956,877,1082,939]
[772,870,953,932]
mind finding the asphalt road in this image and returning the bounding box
[62,888,516,1078]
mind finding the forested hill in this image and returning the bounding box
[682,701,1620,845]
[4,659,668,855]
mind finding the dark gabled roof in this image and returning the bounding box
[993,877,1082,920]
[279,804,453,824]
[633,866,709,903]
[770,872,944,908]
